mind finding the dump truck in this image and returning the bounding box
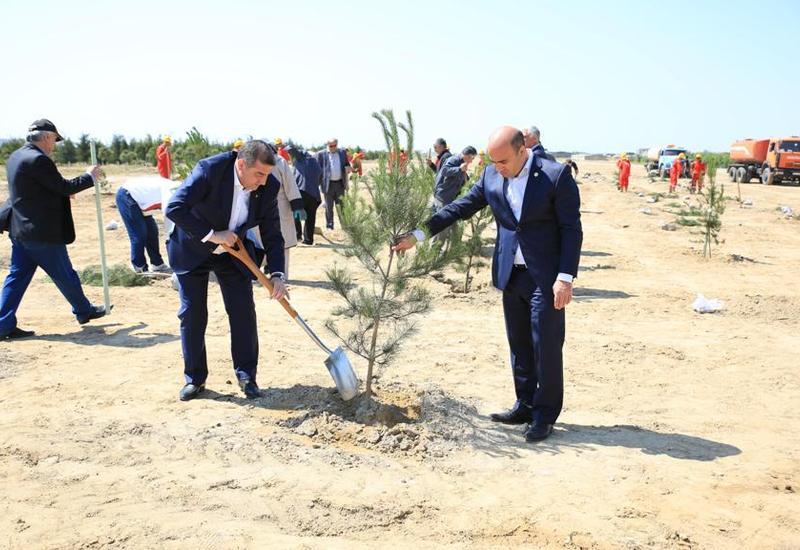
[728,137,800,184]
[644,145,690,179]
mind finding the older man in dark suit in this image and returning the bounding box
[394,126,582,442]
[166,140,287,401]
[0,119,107,340]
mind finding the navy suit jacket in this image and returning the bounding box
[315,148,350,194]
[427,154,582,291]
[165,152,285,276]
[3,143,94,244]
[293,153,323,202]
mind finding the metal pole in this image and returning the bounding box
[90,141,111,314]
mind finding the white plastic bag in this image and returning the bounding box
[692,293,724,314]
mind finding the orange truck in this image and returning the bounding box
[728,137,800,184]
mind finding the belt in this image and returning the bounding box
[330,178,343,183]
[513,264,527,271]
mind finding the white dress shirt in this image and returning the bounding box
[328,150,343,181]
[202,166,251,254]
[412,150,573,284]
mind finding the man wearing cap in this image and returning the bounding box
[523,126,556,161]
[427,138,452,175]
[316,138,350,231]
[165,140,287,401]
[156,136,172,179]
[393,127,582,442]
[0,119,109,339]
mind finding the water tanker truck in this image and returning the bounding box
[728,137,800,185]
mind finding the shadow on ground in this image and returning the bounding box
[33,322,179,348]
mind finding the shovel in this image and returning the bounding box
[223,236,359,401]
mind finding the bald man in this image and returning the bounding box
[394,127,582,442]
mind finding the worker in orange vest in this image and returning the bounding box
[669,152,685,193]
[274,137,290,162]
[616,153,631,192]
[690,153,706,193]
[350,149,365,177]
[156,135,172,179]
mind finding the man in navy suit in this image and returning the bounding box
[0,119,108,340]
[315,138,350,230]
[288,146,323,245]
[394,127,582,442]
[166,140,288,401]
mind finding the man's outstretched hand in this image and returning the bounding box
[391,233,418,253]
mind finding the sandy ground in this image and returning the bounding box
[1,159,799,549]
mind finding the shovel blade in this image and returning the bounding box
[325,346,360,401]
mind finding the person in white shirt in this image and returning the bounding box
[115,176,175,273]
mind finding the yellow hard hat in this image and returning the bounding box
[274,137,283,146]
[679,152,686,159]
[233,139,244,149]
[620,152,628,159]
[163,135,172,143]
[479,149,485,155]
[695,153,701,159]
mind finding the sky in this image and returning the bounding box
[2,0,799,154]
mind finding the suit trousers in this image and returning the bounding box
[323,179,345,229]
[175,252,258,385]
[0,239,93,334]
[501,267,565,424]
[294,191,321,244]
[115,188,164,269]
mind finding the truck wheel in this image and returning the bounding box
[761,166,773,185]
[742,169,751,184]
[659,167,667,179]
[736,167,746,183]
[728,167,736,181]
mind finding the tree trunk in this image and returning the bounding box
[365,248,396,398]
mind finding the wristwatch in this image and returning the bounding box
[270,272,286,283]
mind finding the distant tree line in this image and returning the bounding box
[0,129,385,167]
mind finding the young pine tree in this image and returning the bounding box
[325,109,459,398]
[700,157,725,258]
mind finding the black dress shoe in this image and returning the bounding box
[179,383,205,401]
[238,379,261,399]
[524,422,554,442]
[0,327,35,340]
[77,304,113,325]
[490,401,533,424]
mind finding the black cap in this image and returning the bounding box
[28,118,64,141]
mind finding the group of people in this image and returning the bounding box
[1,119,583,444]
[616,152,708,194]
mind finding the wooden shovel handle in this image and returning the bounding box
[222,236,298,319]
